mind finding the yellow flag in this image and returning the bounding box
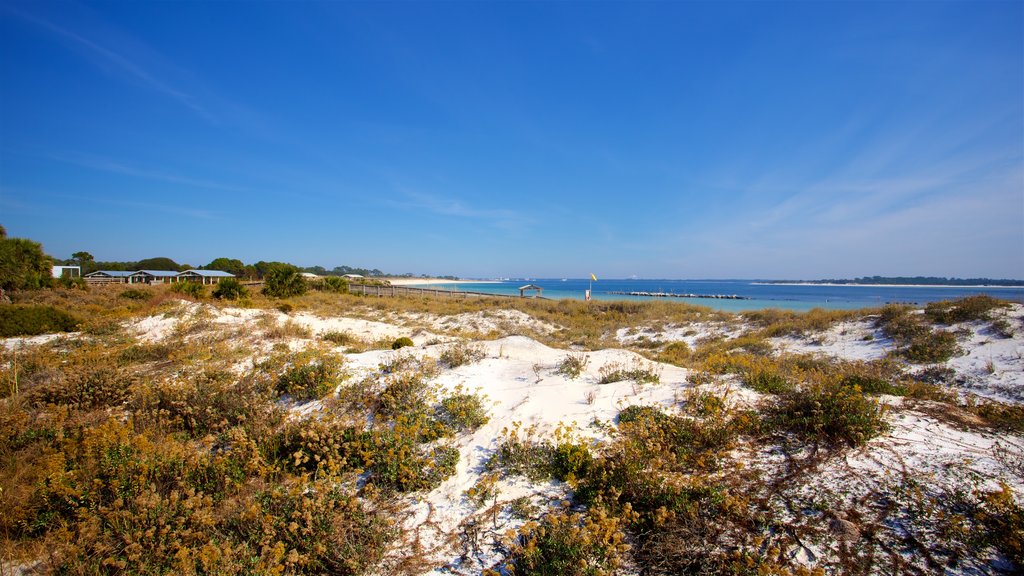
[590,273,597,281]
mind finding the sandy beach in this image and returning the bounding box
[6,294,1022,574]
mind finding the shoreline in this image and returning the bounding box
[754,282,1024,289]
[385,278,501,286]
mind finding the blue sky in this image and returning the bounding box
[1,1,1021,279]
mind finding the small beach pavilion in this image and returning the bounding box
[129,270,181,284]
[518,284,543,298]
[84,270,134,284]
[177,270,235,284]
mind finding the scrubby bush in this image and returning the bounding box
[744,364,792,394]
[656,341,691,366]
[45,366,132,409]
[263,268,307,298]
[597,359,660,384]
[276,353,344,400]
[438,341,486,368]
[378,373,434,419]
[925,295,1008,325]
[0,235,52,292]
[500,510,629,576]
[437,392,490,432]
[391,336,414,350]
[119,288,151,300]
[877,306,961,363]
[556,352,589,379]
[212,277,248,300]
[767,378,888,446]
[319,276,349,293]
[991,317,1015,338]
[171,281,205,299]
[322,330,355,345]
[0,305,79,336]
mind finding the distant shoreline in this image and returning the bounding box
[386,278,500,286]
[755,282,1024,289]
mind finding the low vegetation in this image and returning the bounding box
[0,283,1020,574]
[0,305,80,337]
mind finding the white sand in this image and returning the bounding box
[4,298,1022,574]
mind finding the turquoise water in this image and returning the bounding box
[409,279,1024,312]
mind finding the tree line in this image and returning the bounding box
[0,225,447,298]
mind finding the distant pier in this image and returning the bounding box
[606,291,751,300]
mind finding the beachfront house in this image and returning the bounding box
[129,270,181,284]
[51,265,81,279]
[84,270,134,284]
[177,270,235,285]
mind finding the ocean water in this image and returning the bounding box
[410,279,1024,312]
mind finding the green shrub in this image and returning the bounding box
[371,426,459,492]
[991,317,1015,338]
[276,353,344,400]
[171,281,205,299]
[378,373,434,419]
[553,442,593,482]
[597,359,660,384]
[0,305,79,337]
[119,288,151,300]
[212,278,248,300]
[971,401,1024,433]
[502,510,629,576]
[925,295,1008,325]
[487,426,558,481]
[656,341,691,366]
[901,329,959,363]
[744,365,791,394]
[556,352,589,379]
[235,479,395,573]
[322,331,355,345]
[319,276,349,293]
[263,268,307,298]
[56,276,88,290]
[437,392,490,432]
[0,236,52,292]
[391,336,415,350]
[438,341,486,368]
[767,378,888,446]
[878,307,961,363]
[31,365,133,410]
[135,370,282,438]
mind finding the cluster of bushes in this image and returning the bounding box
[556,352,589,379]
[597,358,661,384]
[263,268,307,298]
[0,305,80,337]
[171,280,205,299]
[212,277,248,300]
[438,341,486,368]
[924,295,1008,325]
[877,305,961,363]
[0,314,506,572]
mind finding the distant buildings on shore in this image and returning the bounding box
[83,269,235,285]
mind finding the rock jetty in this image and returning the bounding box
[605,291,751,300]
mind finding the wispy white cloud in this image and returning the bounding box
[389,188,534,231]
[9,6,212,120]
[52,152,247,192]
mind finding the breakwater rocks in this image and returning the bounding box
[606,291,751,300]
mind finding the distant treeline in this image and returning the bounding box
[774,276,1024,287]
[53,252,451,280]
